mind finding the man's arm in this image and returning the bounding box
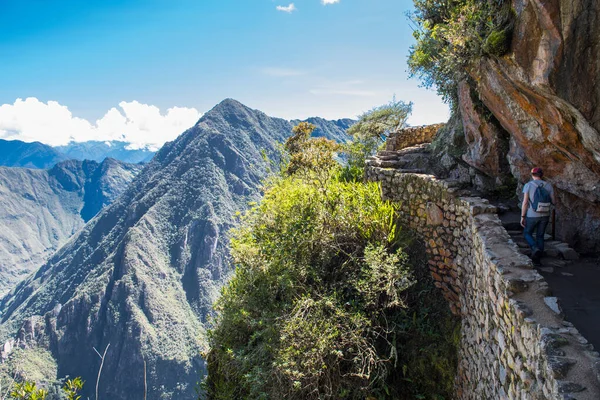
[521,191,529,227]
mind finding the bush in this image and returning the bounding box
[408,0,514,106]
[347,99,413,142]
[204,144,459,399]
[483,28,511,57]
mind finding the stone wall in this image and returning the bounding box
[385,124,445,152]
[366,166,600,400]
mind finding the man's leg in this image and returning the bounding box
[524,217,540,251]
[536,217,550,252]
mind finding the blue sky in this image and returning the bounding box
[0,0,449,148]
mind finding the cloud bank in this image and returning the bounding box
[322,0,340,4]
[0,98,201,150]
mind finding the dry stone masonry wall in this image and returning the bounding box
[365,166,600,400]
[385,124,445,152]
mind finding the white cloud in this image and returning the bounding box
[276,3,296,13]
[321,0,340,4]
[0,98,201,151]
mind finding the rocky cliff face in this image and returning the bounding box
[0,99,351,399]
[455,0,600,252]
[0,159,141,298]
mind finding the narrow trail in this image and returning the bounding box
[497,203,600,351]
[369,142,600,353]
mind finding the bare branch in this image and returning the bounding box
[93,343,110,400]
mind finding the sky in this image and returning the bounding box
[0,0,449,149]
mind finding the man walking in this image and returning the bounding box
[521,167,556,263]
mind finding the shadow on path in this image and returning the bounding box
[494,200,600,351]
[538,258,600,351]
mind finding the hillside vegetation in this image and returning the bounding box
[0,100,355,400]
[205,124,459,399]
[0,158,142,297]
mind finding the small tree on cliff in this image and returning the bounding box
[284,121,341,179]
[339,99,413,181]
[347,98,413,143]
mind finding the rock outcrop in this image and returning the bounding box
[0,158,142,298]
[385,124,445,152]
[452,0,600,252]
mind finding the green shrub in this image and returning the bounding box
[483,29,512,57]
[408,0,514,106]
[9,381,48,400]
[347,98,413,142]
[204,149,459,399]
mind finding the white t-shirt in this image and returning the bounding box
[523,180,554,218]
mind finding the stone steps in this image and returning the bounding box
[502,213,580,261]
[368,148,432,172]
[507,230,580,261]
[377,153,402,161]
[395,143,431,155]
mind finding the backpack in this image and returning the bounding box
[530,182,552,213]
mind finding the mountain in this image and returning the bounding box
[1,117,350,168]
[0,139,68,169]
[0,99,351,399]
[0,158,142,298]
[55,141,156,164]
[291,117,355,143]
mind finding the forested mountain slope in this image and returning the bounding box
[0,99,351,399]
[0,159,142,297]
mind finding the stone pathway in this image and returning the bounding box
[365,144,431,172]
[368,144,600,397]
[498,204,600,352]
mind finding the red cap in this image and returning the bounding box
[531,167,543,176]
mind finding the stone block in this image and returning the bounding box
[557,246,579,260]
[426,202,444,226]
[548,357,577,379]
[544,297,562,315]
[557,381,586,393]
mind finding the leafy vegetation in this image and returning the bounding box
[62,378,84,400]
[9,381,48,400]
[204,125,459,399]
[284,122,341,179]
[408,0,514,105]
[341,98,413,182]
[347,98,412,143]
[0,377,83,400]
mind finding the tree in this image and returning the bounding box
[283,122,341,179]
[347,98,413,142]
[204,144,459,399]
[407,0,514,106]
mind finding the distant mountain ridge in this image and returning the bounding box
[291,116,355,143]
[55,141,156,164]
[0,139,67,169]
[1,117,352,168]
[0,158,142,298]
[0,99,352,399]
